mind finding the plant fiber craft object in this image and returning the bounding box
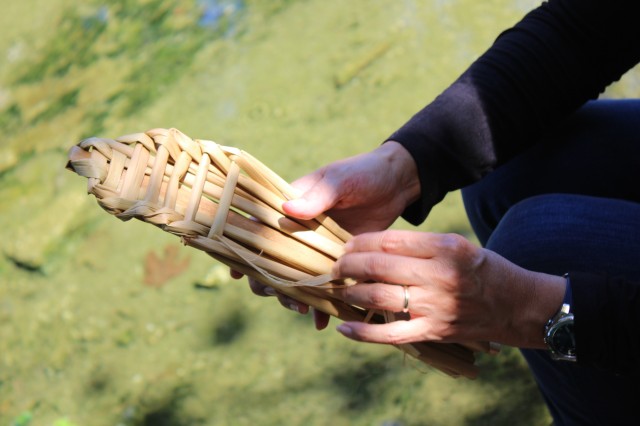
[66,128,496,379]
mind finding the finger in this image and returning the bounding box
[289,172,324,195]
[283,173,340,220]
[334,283,410,313]
[313,309,330,330]
[345,230,466,258]
[336,317,432,345]
[275,294,310,314]
[230,269,244,280]
[248,278,276,297]
[333,252,428,285]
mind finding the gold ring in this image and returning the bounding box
[402,285,410,313]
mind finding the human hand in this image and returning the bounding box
[282,141,420,235]
[237,142,421,328]
[330,230,566,348]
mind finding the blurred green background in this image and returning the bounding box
[1,0,638,425]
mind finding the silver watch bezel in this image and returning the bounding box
[544,303,577,362]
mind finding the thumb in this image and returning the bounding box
[283,179,340,220]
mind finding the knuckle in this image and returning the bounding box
[441,233,482,264]
[366,286,395,307]
[440,233,469,254]
[439,266,463,288]
[379,230,403,252]
[362,255,388,279]
[432,322,458,340]
[430,307,461,340]
[386,330,409,346]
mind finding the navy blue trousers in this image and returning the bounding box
[462,100,640,426]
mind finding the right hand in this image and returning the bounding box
[281,141,420,235]
[235,141,421,327]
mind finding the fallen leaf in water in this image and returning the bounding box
[143,245,190,288]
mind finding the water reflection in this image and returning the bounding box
[198,0,244,35]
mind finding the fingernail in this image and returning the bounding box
[336,324,353,337]
[288,303,299,313]
[264,287,277,296]
[343,240,353,252]
[285,198,306,209]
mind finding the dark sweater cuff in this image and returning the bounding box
[386,77,495,225]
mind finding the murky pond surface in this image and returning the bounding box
[1,1,638,425]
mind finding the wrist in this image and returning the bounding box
[516,271,567,349]
[381,141,421,209]
[488,257,566,349]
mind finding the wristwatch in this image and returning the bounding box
[544,274,576,361]
[544,303,576,362]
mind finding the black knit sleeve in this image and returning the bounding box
[389,0,640,224]
[572,272,640,373]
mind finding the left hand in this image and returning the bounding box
[331,230,566,348]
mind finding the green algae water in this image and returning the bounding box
[1,1,639,425]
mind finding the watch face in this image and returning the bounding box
[550,318,576,356]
